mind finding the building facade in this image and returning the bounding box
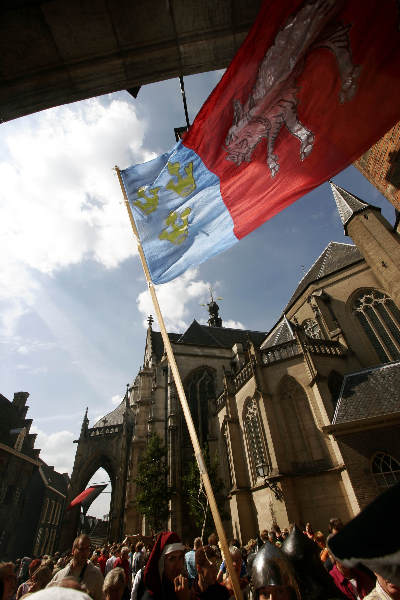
[355,121,400,211]
[67,183,400,546]
[0,392,68,559]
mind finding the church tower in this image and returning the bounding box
[331,182,400,308]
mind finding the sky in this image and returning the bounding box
[0,70,395,520]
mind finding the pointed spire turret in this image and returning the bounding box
[80,407,89,439]
[330,181,379,234]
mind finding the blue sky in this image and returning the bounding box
[0,71,394,518]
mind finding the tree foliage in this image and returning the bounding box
[134,433,171,533]
[182,445,229,540]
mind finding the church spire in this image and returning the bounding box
[202,287,223,327]
[330,181,377,234]
[80,407,89,439]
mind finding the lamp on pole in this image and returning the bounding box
[256,463,284,502]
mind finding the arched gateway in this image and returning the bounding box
[59,396,133,550]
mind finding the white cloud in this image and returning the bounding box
[32,426,75,475]
[111,394,122,405]
[0,97,155,336]
[223,320,245,329]
[136,268,210,331]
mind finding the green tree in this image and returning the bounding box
[134,433,171,533]
[182,445,229,540]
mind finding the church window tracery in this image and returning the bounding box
[244,398,270,484]
[353,289,400,362]
[372,451,400,490]
[184,368,215,446]
[303,318,322,339]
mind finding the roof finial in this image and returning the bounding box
[201,286,223,327]
[147,315,154,328]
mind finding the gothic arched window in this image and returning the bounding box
[303,318,322,339]
[185,368,215,446]
[244,398,270,484]
[372,452,400,490]
[353,289,400,362]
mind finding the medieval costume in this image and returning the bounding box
[142,531,187,600]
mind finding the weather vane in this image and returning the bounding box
[201,286,223,328]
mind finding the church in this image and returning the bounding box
[64,182,400,547]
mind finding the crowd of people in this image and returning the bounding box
[1,509,399,600]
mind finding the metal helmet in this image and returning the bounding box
[282,525,345,600]
[251,541,299,593]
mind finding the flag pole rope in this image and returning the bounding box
[114,166,243,600]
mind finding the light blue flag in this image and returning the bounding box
[120,141,236,284]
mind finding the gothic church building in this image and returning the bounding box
[66,182,400,546]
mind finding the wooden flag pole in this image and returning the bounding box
[115,166,243,600]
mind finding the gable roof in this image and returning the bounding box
[261,316,295,349]
[176,320,266,349]
[285,242,363,311]
[333,361,400,425]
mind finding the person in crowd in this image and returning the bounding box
[271,525,284,546]
[0,563,17,600]
[219,546,249,594]
[26,566,53,594]
[114,547,131,600]
[282,529,290,541]
[57,576,87,592]
[141,531,188,600]
[184,538,202,588]
[314,532,329,563]
[260,531,269,545]
[22,588,92,600]
[106,548,120,576]
[365,573,400,600]
[267,531,278,547]
[207,533,220,559]
[47,533,104,600]
[329,519,344,536]
[217,545,248,584]
[304,523,315,540]
[104,567,126,600]
[16,560,41,599]
[131,544,145,580]
[91,551,101,567]
[191,546,229,600]
[98,549,109,577]
[17,559,32,587]
[329,560,375,600]
[251,541,299,600]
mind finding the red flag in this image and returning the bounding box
[67,484,107,512]
[121,0,400,285]
[184,0,400,239]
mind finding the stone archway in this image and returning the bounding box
[59,403,133,551]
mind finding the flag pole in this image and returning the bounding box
[115,166,243,600]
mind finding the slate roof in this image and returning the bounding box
[261,316,295,349]
[333,361,400,425]
[330,182,371,227]
[93,400,127,428]
[176,320,266,349]
[285,242,363,311]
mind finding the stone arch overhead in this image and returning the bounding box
[72,452,116,495]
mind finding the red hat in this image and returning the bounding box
[143,531,185,596]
